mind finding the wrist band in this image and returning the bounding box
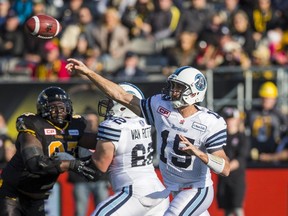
[207,153,225,174]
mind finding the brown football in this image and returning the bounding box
[25,14,62,39]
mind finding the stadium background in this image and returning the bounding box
[0,81,287,216]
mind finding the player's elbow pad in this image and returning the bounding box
[25,155,61,175]
[22,146,62,175]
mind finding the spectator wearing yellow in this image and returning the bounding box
[245,81,287,160]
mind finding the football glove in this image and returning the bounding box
[69,159,96,181]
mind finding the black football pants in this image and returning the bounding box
[0,196,45,216]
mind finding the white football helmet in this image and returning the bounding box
[162,66,207,108]
[98,83,144,118]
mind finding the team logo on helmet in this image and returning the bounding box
[195,74,206,91]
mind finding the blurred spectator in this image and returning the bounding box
[89,0,109,20]
[142,0,180,41]
[32,40,69,81]
[112,51,147,80]
[162,31,198,76]
[247,0,283,46]
[217,0,241,29]
[0,0,11,30]
[58,0,84,29]
[92,7,130,73]
[0,10,25,58]
[259,134,288,163]
[177,0,215,35]
[112,0,137,17]
[230,10,256,58]
[44,0,64,19]
[121,0,155,39]
[68,107,109,216]
[196,12,229,69]
[70,33,93,61]
[31,0,46,15]
[251,45,274,80]
[0,113,16,186]
[60,6,96,58]
[198,11,228,49]
[11,0,33,26]
[219,36,251,69]
[267,29,288,65]
[245,81,287,161]
[217,107,249,216]
[0,9,26,76]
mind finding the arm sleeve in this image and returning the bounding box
[22,146,62,175]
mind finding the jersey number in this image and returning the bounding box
[48,141,77,156]
[160,130,194,168]
[131,143,153,167]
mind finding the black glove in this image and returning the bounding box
[69,159,96,181]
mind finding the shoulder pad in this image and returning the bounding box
[100,117,126,130]
[70,115,86,132]
[72,114,82,119]
[21,112,36,117]
[16,113,38,133]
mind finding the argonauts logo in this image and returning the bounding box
[195,74,206,91]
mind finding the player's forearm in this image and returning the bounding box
[91,153,110,173]
[84,69,142,116]
[196,150,230,177]
[85,69,125,101]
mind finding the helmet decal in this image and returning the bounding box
[195,74,206,91]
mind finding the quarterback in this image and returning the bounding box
[66,60,230,216]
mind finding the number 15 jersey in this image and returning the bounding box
[140,94,227,190]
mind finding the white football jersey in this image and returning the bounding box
[140,94,227,190]
[97,116,159,192]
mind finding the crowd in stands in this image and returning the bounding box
[0,0,288,80]
[1,0,288,162]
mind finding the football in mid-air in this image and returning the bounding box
[25,14,62,39]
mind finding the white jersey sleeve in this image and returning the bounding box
[140,94,227,190]
[97,116,159,192]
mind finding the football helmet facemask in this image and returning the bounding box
[98,83,144,118]
[162,66,207,108]
[37,86,73,125]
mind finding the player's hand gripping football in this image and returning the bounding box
[69,158,96,181]
[66,58,89,76]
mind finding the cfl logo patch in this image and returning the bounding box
[157,106,171,118]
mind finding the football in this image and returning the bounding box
[25,14,62,39]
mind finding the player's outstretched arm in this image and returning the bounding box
[66,58,142,116]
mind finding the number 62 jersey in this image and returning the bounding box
[140,94,227,190]
[97,116,161,193]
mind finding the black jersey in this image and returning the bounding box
[0,112,87,199]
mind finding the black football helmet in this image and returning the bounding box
[37,86,73,125]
